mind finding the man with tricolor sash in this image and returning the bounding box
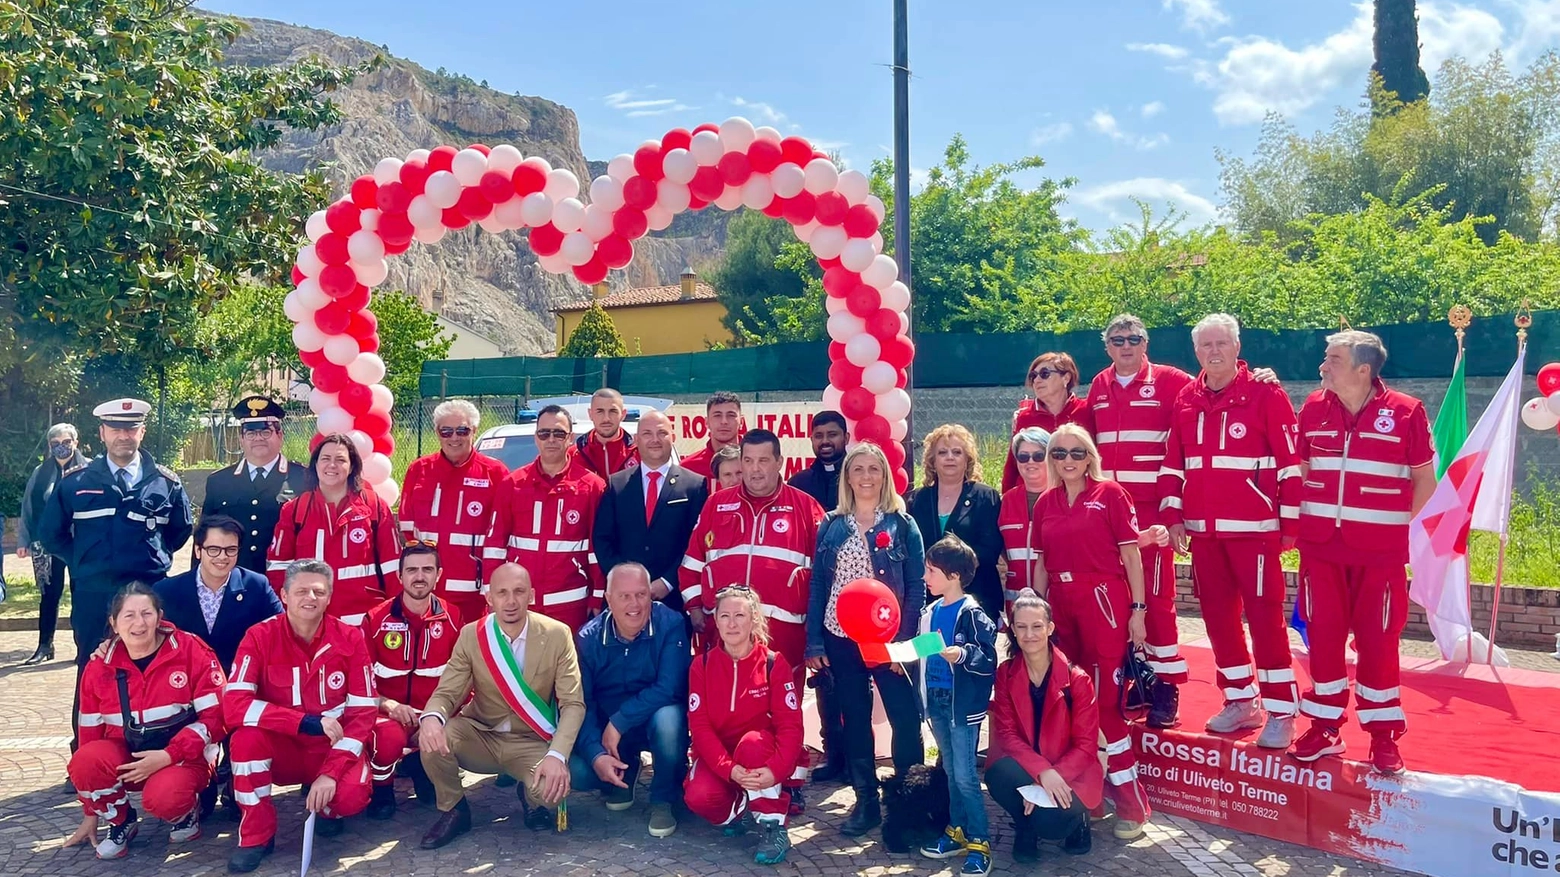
[416,563,585,849]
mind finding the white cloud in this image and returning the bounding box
[1141,101,1166,118]
[1416,1,1504,73]
[603,88,695,118]
[1164,0,1229,32]
[1089,110,1122,138]
[1031,122,1074,145]
[1508,0,1560,64]
[1075,177,1219,226]
[1088,109,1168,150]
[1127,42,1191,60]
[728,96,788,126]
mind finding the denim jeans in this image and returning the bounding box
[925,687,988,840]
[568,704,688,805]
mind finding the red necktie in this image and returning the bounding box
[645,470,662,526]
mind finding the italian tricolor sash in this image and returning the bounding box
[477,616,556,742]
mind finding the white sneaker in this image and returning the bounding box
[1256,714,1295,749]
[95,817,138,859]
[1205,700,1264,734]
[169,808,202,843]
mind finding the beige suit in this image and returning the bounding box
[422,612,585,810]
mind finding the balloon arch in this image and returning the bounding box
[285,117,916,503]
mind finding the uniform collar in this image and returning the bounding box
[600,607,657,645]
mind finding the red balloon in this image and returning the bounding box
[661,128,693,152]
[359,334,381,354]
[717,152,752,186]
[377,212,415,247]
[441,207,471,229]
[428,145,458,173]
[456,187,493,220]
[349,176,379,210]
[822,266,861,298]
[355,410,392,438]
[689,165,725,202]
[325,200,361,236]
[780,191,816,225]
[399,160,430,196]
[761,199,785,218]
[843,204,879,238]
[318,265,358,299]
[779,136,814,167]
[815,191,849,226]
[829,360,864,389]
[828,341,845,362]
[1539,362,1560,396]
[339,382,374,417]
[375,181,410,216]
[892,468,909,495]
[312,363,348,394]
[291,265,307,285]
[315,301,350,336]
[866,308,901,340]
[612,208,649,240]
[384,238,411,256]
[895,368,908,389]
[855,415,891,446]
[841,387,876,421]
[315,233,350,266]
[818,256,843,271]
[688,196,710,212]
[880,334,915,369]
[340,284,370,312]
[299,348,326,369]
[622,176,658,212]
[573,255,608,285]
[835,578,901,645]
[747,139,783,174]
[479,171,516,203]
[693,123,721,135]
[467,143,490,156]
[529,223,564,257]
[884,439,907,471]
[512,164,547,197]
[348,309,379,340]
[598,234,634,269]
[373,433,395,456]
[633,145,665,181]
[846,285,881,318]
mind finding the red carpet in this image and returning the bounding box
[1177,638,1560,791]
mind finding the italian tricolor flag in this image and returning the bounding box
[860,632,945,667]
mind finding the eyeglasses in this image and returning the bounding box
[1029,367,1066,381]
[1108,334,1146,347]
[436,426,473,438]
[200,545,241,558]
[1013,451,1046,464]
[241,425,277,435]
[1048,448,1089,461]
[534,429,570,440]
[48,440,75,448]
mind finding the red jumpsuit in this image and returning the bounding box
[573,430,637,479]
[483,457,605,630]
[71,624,226,827]
[1158,363,1302,716]
[362,596,462,785]
[1002,395,1093,493]
[679,439,733,480]
[1085,359,1195,684]
[684,642,805,827]
[1296,381,1432,737]
[679,483,823,685]
[397,451,509,623]
[1031,477,1150,823]
[998,486,1042,618]
[268,489,402,626]
[223,615,376,848]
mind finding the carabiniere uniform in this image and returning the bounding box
[202,397,308,574]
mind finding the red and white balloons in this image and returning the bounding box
[1522,362,1560,432]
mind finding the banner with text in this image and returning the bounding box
[670,402,823,481]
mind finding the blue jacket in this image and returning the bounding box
[38,451,193,589]
[806,509,926,659]
[917,594,997,727]
[574,601,690,764]
[154,567,283,671]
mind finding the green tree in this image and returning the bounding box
[1373,0,1430,110]
[707,209,814,343]
[559,304,627,357]
[368,290,454,403]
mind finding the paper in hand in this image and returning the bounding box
[1018,784,1061,808]
[301,811,316,876]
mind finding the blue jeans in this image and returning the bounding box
[568,704,688,805]
[925,687,988,840]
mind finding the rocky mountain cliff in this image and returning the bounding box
[222,16,726,355]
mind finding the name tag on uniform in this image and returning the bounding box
[716,503,741,512]
[380,622,410,632]
[463,478,491,487]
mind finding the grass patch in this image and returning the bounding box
[1,573,70,619]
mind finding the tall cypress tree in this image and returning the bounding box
[1372,0,1430,111]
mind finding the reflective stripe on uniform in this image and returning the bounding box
[1298,502,1412,525]
[1308,457,1412,479]
[762,605,806,625]
[1095,430,1169,444]
[706,544,810,568]
[73,508,117,521]
[540,586,589,606]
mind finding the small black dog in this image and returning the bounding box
[879,764,951,854]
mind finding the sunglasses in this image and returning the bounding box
[1029,367,1067,381]
[404,538,438,549]
[1108,334,1146,347]
[437,426,473,438]
[1014,451,1047,464]
[48,440,75,448]
[1049,447,1089,461]
[200,545,241,558]
[535,429,570,440]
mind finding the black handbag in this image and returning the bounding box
[116,668,196,752]
[1119,646,1158,715]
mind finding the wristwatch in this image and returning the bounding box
[1129,602,1149,612]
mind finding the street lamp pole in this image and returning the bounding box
[892,0,914,460]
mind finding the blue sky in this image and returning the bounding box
[200,0,1558,234]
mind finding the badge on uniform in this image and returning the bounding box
[430,622,444,639]
[1374,415,1396,433]
[1228,422,1248,439]
[169,671,189,689]
[327,671,346,690]
[772,518,790,534]
[565,509,581,525]
[1140,384,1156,399]
[466,501,483,517]
[350,528,368,544]
[384,631,404,650]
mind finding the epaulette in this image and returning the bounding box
[156,464,182,483]
[62,463,89,478]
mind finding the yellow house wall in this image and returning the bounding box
[556,300,733,355]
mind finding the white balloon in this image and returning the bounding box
[373,157,404,186]
[317,407,355,435]
[560,231,595,266]
[606,153,635,183]
[424,171,462,209]
[295,243,324,278]
[347,230,385,264]
[754,126,782,143]
[898,311,910,335]
[492,197,527,229]
[740,175,774,210]
[690,130,723,165]
[821,384,845,411]
[552,197,586,233]
[324,334,360,366]
[657,179,692,214]
[405,148,431,164]
[536,251,571,274]
[824,295,847,316]
[662,148,698,185]
[890,418,908,442]
[880,280,911,312]
[792,219,820,243]
[876,388,912,422]
[581,204,615,241]
[296,278,330,310]
[305,210,329,241]
[369,384,394,413]
[371,478,400,507]
[845,334,882,368]
[770,164,805,199]
[865,194,887,222]
[451,148,489,187]
[362,452,392,486]
[1523,397,1560,430]
[588,175,624,212]
[487,144,523,174]
[1549,391,1560,417]
[862,361,898,395]
[840,238,876,273]
[837,169,871,205]
[862,254,899,290]
[713,185,744,211]
[809,225,848,260]
[347,352,387,385]
[519,156,553,182]
[308,388,339,416]
[803,159,840,196]
[414,224,447,244]
[283,290,312,323]
[520,192,555,227]
[719,117,757,154]
[407,194,443,229]
[476,215,505,235]
[354,260,388,288]
[348,430,374,458]
[544,168,580,202]
[869,231,885,254]
[646,203,675,231]
[292,321,326,352]
[358,208,380,233]
[827,311,866,342]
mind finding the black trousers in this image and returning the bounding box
[985,756,1089,839]
[824,632,923,776]
[70,586,119,751]
[31,552,67,644]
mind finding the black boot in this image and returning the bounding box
[1147,680,1180,729]
[839,760,881,837]
[22,642,54,666]
[403,752,436,805]
[1013,824,1039,864]
[366,785,397,820]
[811,749,847,783]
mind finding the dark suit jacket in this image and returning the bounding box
[593,463,708,612]
[201,457,308,574]
[154,567,283,671]
[906,480,1005,620]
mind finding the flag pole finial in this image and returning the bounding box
[1448,304,1472,352]
[1515,299,1532,347]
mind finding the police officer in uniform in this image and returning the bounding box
[201,396,306,574]
[39,398,194,752]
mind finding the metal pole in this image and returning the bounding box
[1486,534,1508,664]
[157,365,167,461]
[892,0,914,462]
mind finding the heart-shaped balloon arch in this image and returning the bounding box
[285,117,916,505]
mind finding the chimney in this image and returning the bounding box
[680,267,697,299]
[592,281,609,300]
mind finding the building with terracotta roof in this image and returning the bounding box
[552,268,734,355]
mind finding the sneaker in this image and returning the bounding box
[1256,714,1295,749]
[1146,681,1180,729]
[366,785,397,820]
[960,839,992,876]
[920,825,969,859]
[1291,725,1346,762]
[315,816,345,837]
[1113,818,1145,840]
[603,783,634,811]
[786,786,806,817]
[1370,734,1405,776]
[648,803,677,838]
[169,808,202,844]
[754,822,791,865]
[1205,700,1264,734]
[95,811,139,859]
[722,811,754,837]
[1062,819,1092,856]
[1011,826,1039,864]
[227,838,274,874]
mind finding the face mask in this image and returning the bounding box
[50,444,73,460]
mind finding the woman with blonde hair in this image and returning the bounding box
[805,441,926,838]
[1003,352,1093,493]
[907,424,1004,622]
